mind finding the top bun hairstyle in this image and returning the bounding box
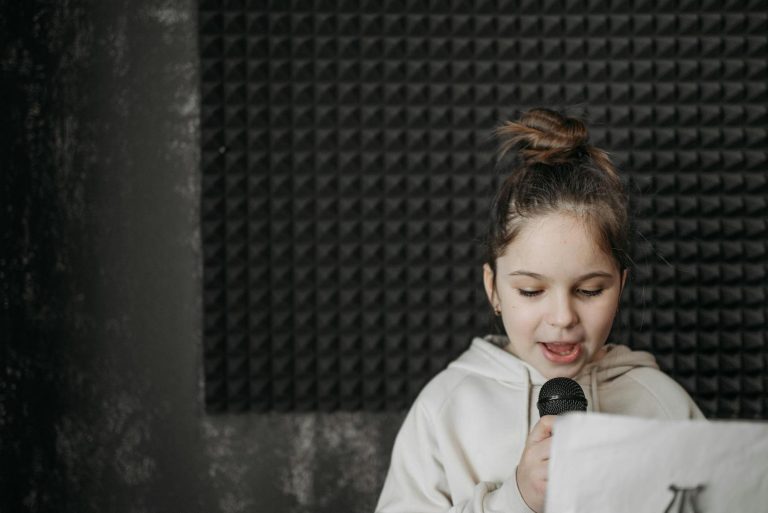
[485,108,631,275]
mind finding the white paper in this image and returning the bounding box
[545,413,768,513]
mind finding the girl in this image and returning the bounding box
[375,108,704,513]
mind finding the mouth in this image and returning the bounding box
[540,341,582,364]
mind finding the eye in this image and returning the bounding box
[517,289,543,298]
[578,288,604,297]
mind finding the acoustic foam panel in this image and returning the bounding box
[199,0,768,417]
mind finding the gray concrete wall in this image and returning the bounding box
[1,1,403,512]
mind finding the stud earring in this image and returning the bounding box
[494,305,502,316]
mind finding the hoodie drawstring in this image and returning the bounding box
[590,366,600,413]
[523,366,532,438]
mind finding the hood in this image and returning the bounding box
[575,342,659,413]
[448,335,549,386]
[447,336,660,431]
[576,343,659,382]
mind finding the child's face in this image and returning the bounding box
[483,212,627,379]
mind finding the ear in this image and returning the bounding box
[483,263,498,308]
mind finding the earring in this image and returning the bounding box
[494,305,502,316]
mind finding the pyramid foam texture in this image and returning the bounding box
[200,0,768,417]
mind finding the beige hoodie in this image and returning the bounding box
[375,335,704,513]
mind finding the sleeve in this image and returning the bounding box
[375,400,536,513]
[653,372,707,421]
[619,368,708,421]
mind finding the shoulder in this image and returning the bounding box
[413,366,480,417]
[604,367,702,420]
[413,364,524,423]
[410,338,516,414]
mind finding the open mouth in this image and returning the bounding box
[540,342,582,364]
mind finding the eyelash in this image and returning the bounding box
[517,289,604,298]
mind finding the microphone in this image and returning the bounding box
[537,377,588,416]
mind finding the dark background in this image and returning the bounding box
[2,0,766,512]
[198,0,767,416]
[1,0,400,512]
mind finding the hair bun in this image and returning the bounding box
[496,108,591,165]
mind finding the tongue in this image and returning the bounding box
[541,342,582,364]
[545,343,576,355]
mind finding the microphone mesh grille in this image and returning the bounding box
[537,377,588,416]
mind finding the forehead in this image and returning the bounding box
[499,213,616,274]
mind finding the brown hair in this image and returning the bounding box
[485,108,631,276]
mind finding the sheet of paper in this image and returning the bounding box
[545,413,768,513]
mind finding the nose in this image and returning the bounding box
[547,292,579,329]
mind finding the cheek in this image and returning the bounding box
[500,297,542,331]
[583,301,619,334]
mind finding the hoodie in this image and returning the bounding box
[375,335,704,513]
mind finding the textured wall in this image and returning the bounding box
[197,2,768,419]
[0,1,401,512]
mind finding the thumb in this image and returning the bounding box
[529,415,556,443]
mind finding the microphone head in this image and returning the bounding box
[537,377,588,416]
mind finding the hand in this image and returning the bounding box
[516,415,555,513]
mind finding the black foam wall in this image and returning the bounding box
[200,0,768,417]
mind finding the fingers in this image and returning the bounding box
[521,437,551,476]
[528,415,556,443]
[527,436,552,463]
[517,416,558,512]
[516,442,550,513]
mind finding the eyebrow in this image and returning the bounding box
[507,270,615,281]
